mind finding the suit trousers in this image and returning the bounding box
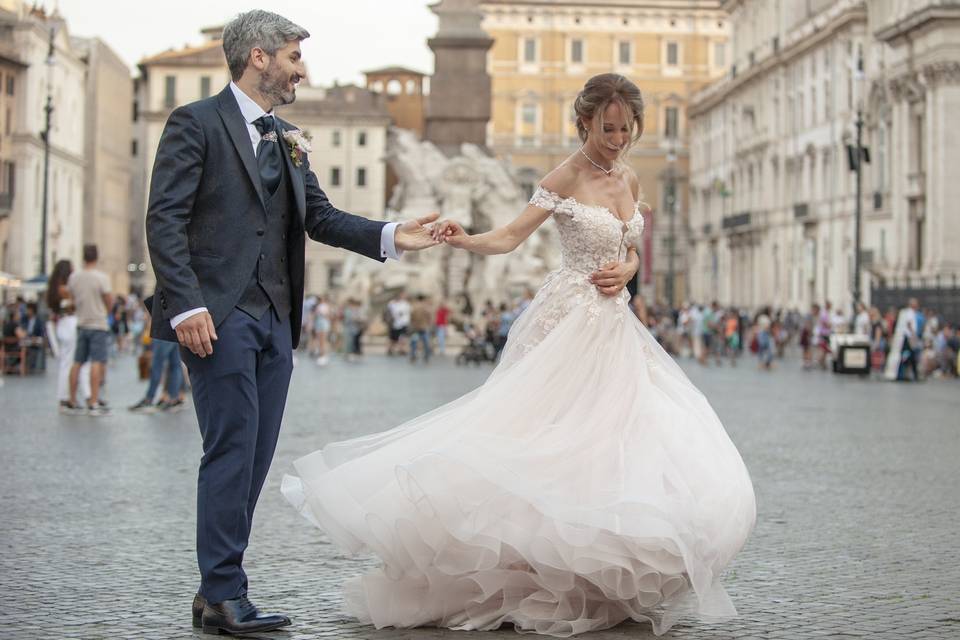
[182,307,293,603]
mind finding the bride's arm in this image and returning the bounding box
[433,205,552,256]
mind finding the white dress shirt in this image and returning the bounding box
[171,82,402,329]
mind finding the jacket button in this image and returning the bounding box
[256,229,264,236]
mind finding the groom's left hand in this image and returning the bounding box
[395,213,441,251]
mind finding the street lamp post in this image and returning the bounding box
[850,49,867,330]
[39,27,55,277]
[665,149,677,308]
[852,103,864,324]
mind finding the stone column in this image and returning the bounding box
[424,0,494,156]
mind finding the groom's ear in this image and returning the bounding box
[248,46,270,73]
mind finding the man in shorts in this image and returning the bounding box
[66,244,113,415]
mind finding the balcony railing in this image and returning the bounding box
[722,212,751,230]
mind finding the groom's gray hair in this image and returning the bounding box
[222,10,310,81]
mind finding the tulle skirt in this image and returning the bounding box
[283,276,756,636]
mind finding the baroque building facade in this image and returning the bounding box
[479,0,730,305]
[76,37,135,293]
[687,0,960,312]
[0,3,86,284]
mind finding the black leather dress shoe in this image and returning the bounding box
[192,594,206,628]
[201,595,291,635]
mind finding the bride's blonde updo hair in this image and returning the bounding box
[574,73,645,150]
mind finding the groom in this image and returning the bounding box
[146,10,438,635]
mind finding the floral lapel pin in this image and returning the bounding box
[282,129,312,168]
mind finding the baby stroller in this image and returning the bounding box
[455,325,497,365]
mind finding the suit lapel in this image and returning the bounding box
[277,122,306,222]
[215,87,267,213]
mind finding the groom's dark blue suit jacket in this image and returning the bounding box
[145,85,386,347]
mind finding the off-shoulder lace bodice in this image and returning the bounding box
[529,186,645,275]
[494,186,649,365]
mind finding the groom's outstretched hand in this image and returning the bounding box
[175,311,218,357]
[395,213,442,251]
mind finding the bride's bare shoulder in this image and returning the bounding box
[538,163,578,197]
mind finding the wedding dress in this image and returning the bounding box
[282,186,757,637]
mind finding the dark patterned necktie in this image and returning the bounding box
[253,115,281,196]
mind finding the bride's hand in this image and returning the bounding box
[590,261,637,297]
[432,220,471,249]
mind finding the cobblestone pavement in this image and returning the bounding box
[2,349,959,639]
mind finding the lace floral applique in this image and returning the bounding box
[529,186,562,212]
[642,343,660,369]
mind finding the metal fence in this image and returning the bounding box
[871,274,960,325]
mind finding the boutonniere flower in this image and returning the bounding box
[282,129,312,168]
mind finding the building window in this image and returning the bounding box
[664,106,679,138]
[823,80,831,119]
[0,160,13,196]
[405,79,417,94]
[356,167,367,187]
[327,262,343,290]
[200,76,211,99]
[4,108,10,136]
[798,91,804,129]
[714,42,726,67]
[666,41,679,66]
[911,110,925,174]
[5,75,13,96]
[332,130,341,147]
[876,125,887,191]
[330,166,341,186]
[521,103,537,126]
[523,37,537,63]
[570,38,584,64]
[387,79,402,95]
[163,75,176,108]
[618,41,632,65]
[357,131,367,147]
[131,139,138,157]
[132,99,139,122]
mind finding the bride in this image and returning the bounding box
[282,73,756,637]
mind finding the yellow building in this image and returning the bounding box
[480,0,729,305]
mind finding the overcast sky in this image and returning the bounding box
[54,0,437,86]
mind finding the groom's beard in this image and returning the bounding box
[259,59,298,107]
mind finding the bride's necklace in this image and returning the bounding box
[579,146,616,176]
